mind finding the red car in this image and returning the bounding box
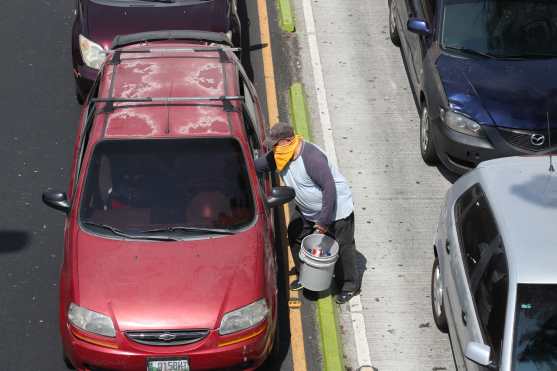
[43,32,293,371]
[72,0,241,103]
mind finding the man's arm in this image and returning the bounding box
[302,144,337,228]
[254,151,277,174]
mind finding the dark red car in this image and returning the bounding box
[44,32,292,370]
[72,0,241,103]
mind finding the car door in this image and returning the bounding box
[395,0,416,82]
[446,184,498,370]
[238,68,278,299]
[441,186,471,370]
[406,0,436,89]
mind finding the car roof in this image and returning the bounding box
[473,156,557,284]
[87,41,244,145]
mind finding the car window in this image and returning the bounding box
[79,138,255,235]
[242,81,259,133]
[513,284,557,370]
[242,105,261,156]
[472,235,508,361]
[456,184,508,360]
[441,0,557,58]
[455,184,499,277]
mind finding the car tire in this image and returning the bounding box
[431,257,448,333]
[75,85,85,105]
[389,0,401,47]
[268,319,281,361]
[420,103,439,165]
[63,354,75,370]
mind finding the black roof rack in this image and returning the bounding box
[92,96,243,113]
[97,32,241,114]
[105,45,240,65]
[111,30,233,49]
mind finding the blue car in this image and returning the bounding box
[389,0,557,174]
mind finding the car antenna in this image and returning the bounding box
[547,111,554,172]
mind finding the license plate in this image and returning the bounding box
[147,359,189,371]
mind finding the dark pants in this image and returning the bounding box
[288,209,359,292]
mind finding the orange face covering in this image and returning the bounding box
[274,135,302,172]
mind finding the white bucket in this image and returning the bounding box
[298,234,339,291]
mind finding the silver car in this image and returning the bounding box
[432,156,557,370]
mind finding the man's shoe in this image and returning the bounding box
[290,280,304,291]
[336,290,357,304]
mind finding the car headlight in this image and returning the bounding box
[79,35,105,70]
[219,299,269,335]
[442,109,483,137]
[68,303,116,337]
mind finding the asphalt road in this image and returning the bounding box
[0,1,299,370]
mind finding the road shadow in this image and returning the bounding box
[286,211,368,301]
[258,192,292,370]
[237,0,255,81]
[436,162,461,184]
[301,250,368,303]
[0,230,30,253]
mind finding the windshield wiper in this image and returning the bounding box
[83,221,178,241]
[143,226,235,235]
[496,53,557,60]
[445,46,497,59]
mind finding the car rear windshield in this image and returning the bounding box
[79,138,255,236]
[513,283,557,370]
[442,0,557,58]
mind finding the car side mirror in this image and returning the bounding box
[42,190,70,214]
[266,186,295,208]
[465,341,495,368]
[407,18,432,36]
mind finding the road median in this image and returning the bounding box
[288,82,345,371]
[277,0,295,32]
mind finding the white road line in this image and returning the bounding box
[302,0,372,368]
[301,0,338,169]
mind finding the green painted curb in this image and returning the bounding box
[288,82,344,371]
[277,0,295,32]
[288,83,311,139]
[318,294,345,371]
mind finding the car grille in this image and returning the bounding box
[498,127,557,152]
[125,329,209,346]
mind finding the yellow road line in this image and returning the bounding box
[256,1,307,370]
[257,0,279,125]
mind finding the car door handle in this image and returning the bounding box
[461,310,467,326]
[445,240,451,254]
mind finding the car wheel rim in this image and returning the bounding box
[421,107,429,152]
[389,2,396,35]
[433,264,443,317]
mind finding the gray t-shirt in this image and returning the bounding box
[256,141,354,225]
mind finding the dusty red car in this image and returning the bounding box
[44,32,292,371]
[72,0,241,103]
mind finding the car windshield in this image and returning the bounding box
[79,138,255,237]
[513,284,557,370]
[442,0,557,58]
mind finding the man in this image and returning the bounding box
[255,122,360,304]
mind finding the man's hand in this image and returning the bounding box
[314,224,328,234]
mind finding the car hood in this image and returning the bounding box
[71,226,264,331]
[437,53,557,130]
[85,0,229,49]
